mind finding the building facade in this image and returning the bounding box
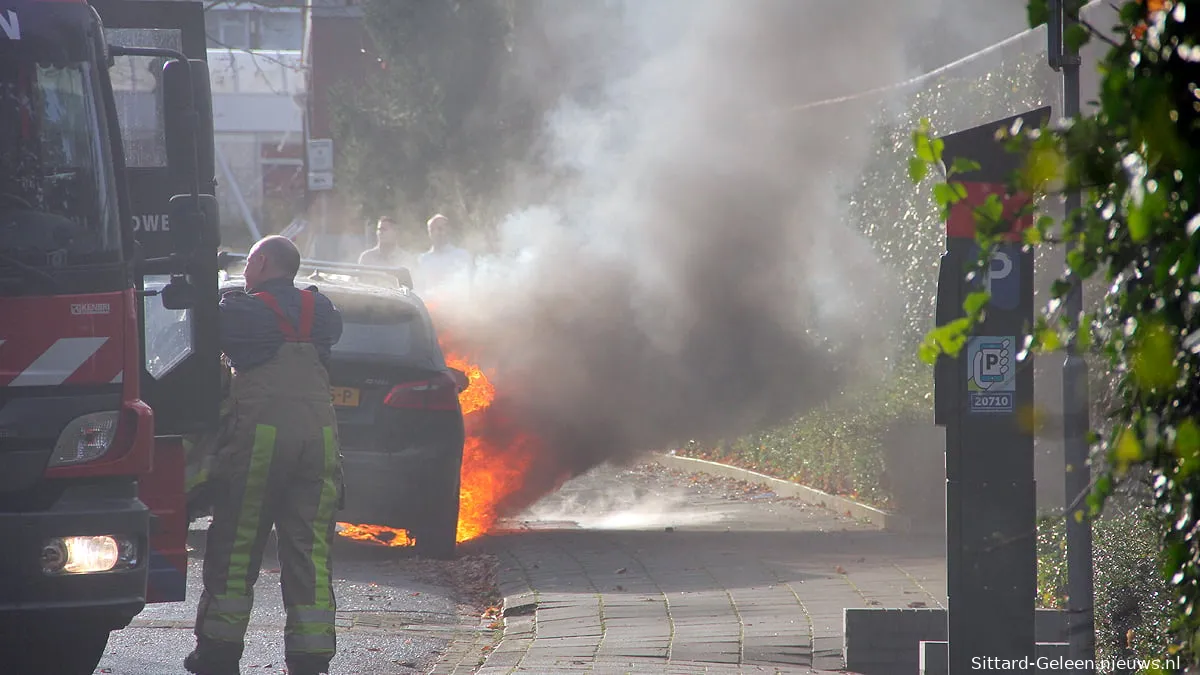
[204,0,307,249]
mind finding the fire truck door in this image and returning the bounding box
[91,0,220,604]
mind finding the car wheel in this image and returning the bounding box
[414,483,460,560]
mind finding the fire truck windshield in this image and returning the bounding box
[0,52,121,269]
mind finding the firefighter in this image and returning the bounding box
[186,235,345,675]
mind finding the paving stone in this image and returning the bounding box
[458,464,946,674]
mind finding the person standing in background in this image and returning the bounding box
[358,216,405,267]
[416,213,472,292]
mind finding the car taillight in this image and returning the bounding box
[383,373,460,411]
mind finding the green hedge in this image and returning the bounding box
[1037,505,1172,668]
[678,360,932,510]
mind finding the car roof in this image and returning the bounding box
[219,272,430,312]
[219,272,449,369]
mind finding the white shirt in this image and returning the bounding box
[417,245,472,291]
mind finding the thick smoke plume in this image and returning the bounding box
[430,0,980,510]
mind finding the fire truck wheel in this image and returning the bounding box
[5,622,111,674]
[414,489,460,560]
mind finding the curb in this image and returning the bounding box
[651,453,912,533]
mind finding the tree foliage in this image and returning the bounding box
[328,0,533,242]
[912,0,1200,663]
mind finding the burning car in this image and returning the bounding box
[202,253,469,559]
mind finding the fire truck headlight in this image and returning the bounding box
[49,411,120,467]
[41,535,138,575]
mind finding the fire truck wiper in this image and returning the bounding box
[0,252,60,290]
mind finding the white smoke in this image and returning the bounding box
[427,0,1019,494]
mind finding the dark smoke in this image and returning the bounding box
[432,0,1008,507]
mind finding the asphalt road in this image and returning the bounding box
[440,462,947,674]
[95,523,497,675]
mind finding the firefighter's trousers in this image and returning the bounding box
[194,342,343,664]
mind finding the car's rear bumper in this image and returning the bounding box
[0,479,148,630]
[338,442,462,527]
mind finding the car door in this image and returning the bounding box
[91,0,220,604]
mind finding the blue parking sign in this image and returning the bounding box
[966,336,1015,413]
[968,242,1021,311]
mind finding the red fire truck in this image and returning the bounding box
[0,1,220,671]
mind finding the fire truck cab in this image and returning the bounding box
[0,0,219,672]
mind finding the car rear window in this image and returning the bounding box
[331,297,426,359]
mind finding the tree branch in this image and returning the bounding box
[1079,17,1124,49]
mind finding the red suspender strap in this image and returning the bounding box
[297,290,315,340]
[252,291,296,339]
[252,290,316,342]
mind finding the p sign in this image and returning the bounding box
[971,242,1021,311]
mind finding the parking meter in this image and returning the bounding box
[933,106,1049,672]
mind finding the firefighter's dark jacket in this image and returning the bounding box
[219,277,343,370]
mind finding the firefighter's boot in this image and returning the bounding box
[184,637,242,675]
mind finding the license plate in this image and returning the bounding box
[331,386,360,408]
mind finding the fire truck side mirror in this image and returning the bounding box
[161,275,198,311]
[162,59,217,200]
[167,193,218,257]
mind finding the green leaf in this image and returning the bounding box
[918,340,940,365]
[1064,23,1090,52]
[930,317,972,357]
[1131,321,1179,391]
[914,131,934,162]
[1023,224,1044,246]
[949,157,981,176]
[931,137,945,163]
[1112,427,1144,476]
[908,157,928,184]
[963,291,990,316]
[1023,143,1064,192]
[1027,0,1050,27]
[1066,249,1085,273]
[1128,185,1166,243]
[1036,326,1063,352]
[933,182,966,210]
[1118,0,1142,25]
[1175,419,1200,478]
[1076,322,1092,351]
[974,193,1006,230]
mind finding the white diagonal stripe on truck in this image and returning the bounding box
[111,371,123,384]
[7,337,109,387]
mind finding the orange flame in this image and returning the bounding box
[335,522,413,547]
[444,353,541,543]
[337,322,540,547]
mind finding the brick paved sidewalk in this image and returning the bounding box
[433,467,946,675]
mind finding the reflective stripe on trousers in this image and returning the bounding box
[285,425,340,656]
[196,424,276,644]
[196,594,255,641]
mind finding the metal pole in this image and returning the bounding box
[1055,1,1097,670]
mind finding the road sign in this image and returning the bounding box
[307,139,334,173]
[308,171,333,191]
